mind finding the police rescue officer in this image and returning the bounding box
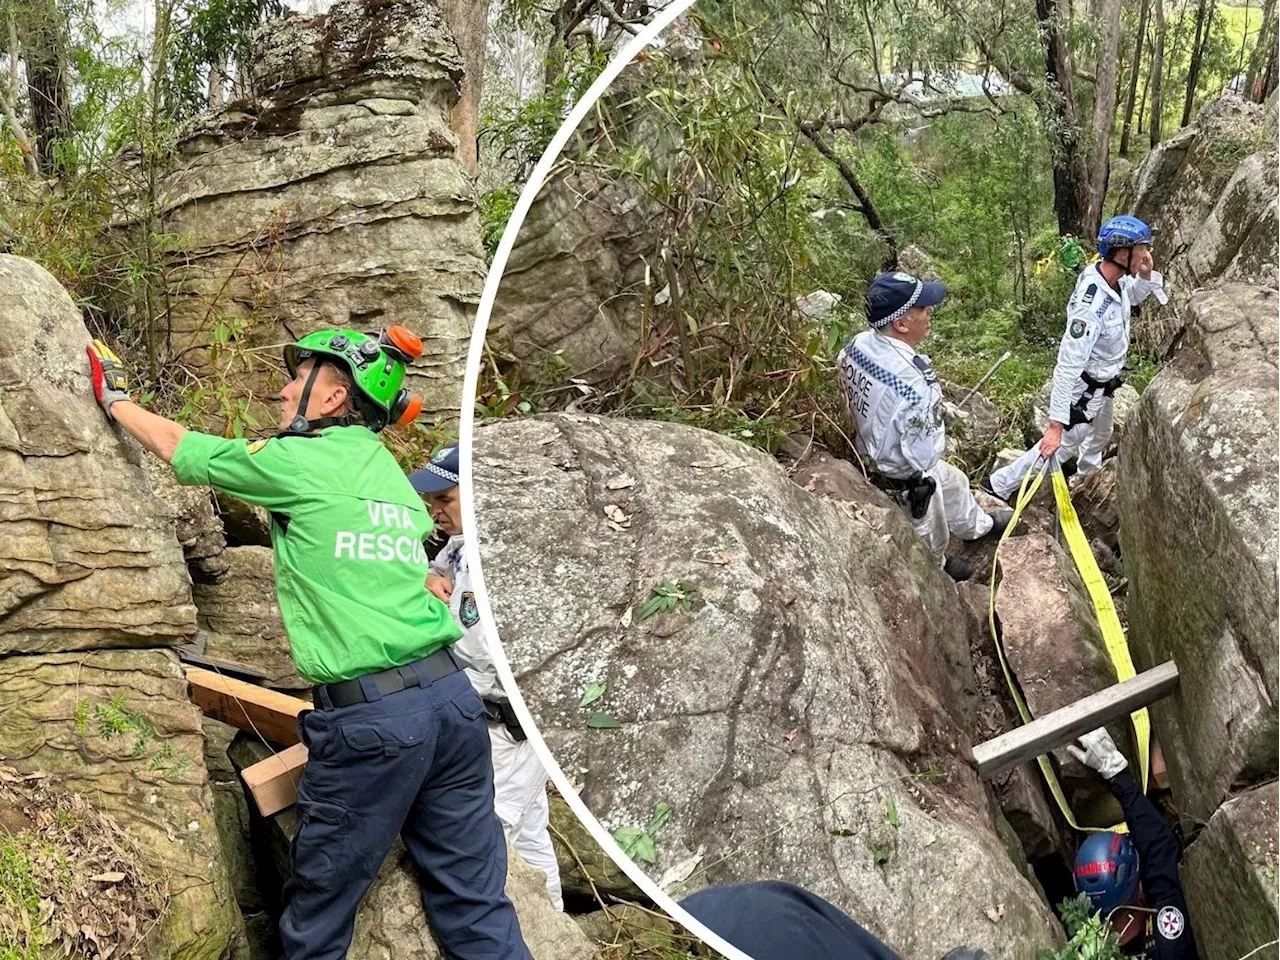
[409,446,565,911]
[837,271,1011,580]
[86,330,532,960]
[986,215,1168,499]
[1068,728,1197,958]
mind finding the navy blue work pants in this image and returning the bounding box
[278,668,532,960]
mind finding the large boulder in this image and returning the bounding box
[144,452,229,583]
[138,0,484,430]
[994,534,1124,826]
[0,255,197,654]
[229,736,595,960]
[1118,282,1279,825]
[1181,782,1279,960]
[473,414,1063,958]
[193,546,302,688]
[942,381,1001,470]
[0,650,239,959]
[1126,94,1279,356]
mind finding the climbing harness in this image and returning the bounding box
[987,457,1151,833]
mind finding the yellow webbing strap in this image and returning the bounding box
[986,458,1150,833]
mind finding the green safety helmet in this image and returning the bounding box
[281,326,424,434]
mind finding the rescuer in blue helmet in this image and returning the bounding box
[1068,728,1197,957]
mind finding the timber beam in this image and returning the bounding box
[184,666,308,747]
[973,661,1180,780]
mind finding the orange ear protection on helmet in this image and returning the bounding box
[380,326,425,429]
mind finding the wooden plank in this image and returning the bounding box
[1149,737,1169,791]
[176,644,274,683]
[185,666,309,747]
[242,743,308,816]
[973,661,1180,780]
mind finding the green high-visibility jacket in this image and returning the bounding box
[172,426,462,685]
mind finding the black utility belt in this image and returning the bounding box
[870,471,937,520]
[314,647,461,709]
[1068,372,1125,427]
[482,697,527,741]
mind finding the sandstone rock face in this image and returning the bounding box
[144,451,229,583]
[1118,283,1278,825]
[1127,94,1279,356]
[0,255,197,654]
[1181,782,1279,960]
[193,546,302,688]
[488,168,653,385]
[0,650,239,959]
[474,415,1062,958]
[995,534,1124,826]
[147,0,484,429]
[1071,459,1119,551]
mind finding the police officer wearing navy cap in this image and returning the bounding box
[409,447,565,912]
[836,271,1010,580]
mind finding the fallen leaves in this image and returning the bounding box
[0,765,165,960]
[985,903,1006,924]
[606,474,636,490]
[603,503,632,531]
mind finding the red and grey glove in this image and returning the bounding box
[86,340,132,420]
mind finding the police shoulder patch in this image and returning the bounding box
[459,591,480,628]
[246,439,270,455]
[1069,318,1088,338]
[1156,906,1185,940]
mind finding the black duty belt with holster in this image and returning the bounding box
[482,698,527,741]
[313,647,461,709]
[1067,371,1124,427]
[870,471,937,520]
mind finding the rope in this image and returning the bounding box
[986,456,1151,833]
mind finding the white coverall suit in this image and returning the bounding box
[431,535,564,910]
[989,264,1167,500]
[838,329,993,564]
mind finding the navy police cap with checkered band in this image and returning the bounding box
[865,271,947,328]
[408,445,459,494]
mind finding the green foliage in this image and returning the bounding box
[481,183,521,260]
[634,580,696,623]
[586,711,620,729]
[579,682,607,707]
[613,802,673,865]
[0,837,45,960]
[1039,894,1125,960]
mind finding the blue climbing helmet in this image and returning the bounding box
[1097,215,1154,258]
[1074,831,1141,914]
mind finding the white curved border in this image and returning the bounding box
[457,7,755,960]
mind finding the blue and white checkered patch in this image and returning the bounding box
[848,346,923,407]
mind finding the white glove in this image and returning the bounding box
[1067,727,1129,780]
[1128,270,1169,306]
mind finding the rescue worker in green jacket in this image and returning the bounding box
[86,329,532,960]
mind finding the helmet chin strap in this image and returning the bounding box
[279,359,358,437]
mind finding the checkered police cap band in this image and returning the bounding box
[422,460,459,485]
[870,278,923,328]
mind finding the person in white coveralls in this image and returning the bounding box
[410,446,565,910]
[837,271,1012,581]
[985,214,1168,500]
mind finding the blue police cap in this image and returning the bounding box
[408,445,459,494]
[865,271,947,328]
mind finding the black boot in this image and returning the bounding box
[984,508,1015,540]
[944,555,973,582]
[979,474,1006,503]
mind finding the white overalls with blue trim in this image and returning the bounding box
[990,264,1167,500]
[431,535,564,910]
[838,329,992,564]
